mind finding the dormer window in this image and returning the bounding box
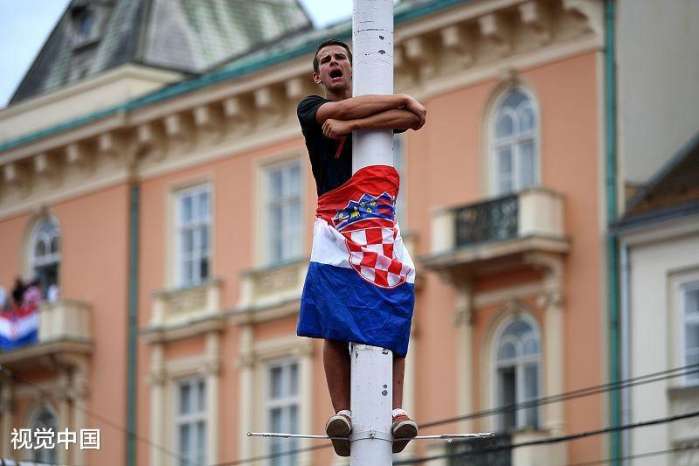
[70,4,97,48]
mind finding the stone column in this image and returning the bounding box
[71,358,90,466]
[205,332,221,465]
[454,282,475,435]
[296,342,314,466]
[149,344,166,466]
[527,252,565,435]
[0,380,12,458]
[238,325,254,459]
[57,371,71,466]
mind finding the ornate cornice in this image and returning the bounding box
[0,0,602,217]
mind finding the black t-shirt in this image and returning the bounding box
[297,95,353,196]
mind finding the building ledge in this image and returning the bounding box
[0,339,92,371]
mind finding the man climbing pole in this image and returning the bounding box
[296,38,427,457]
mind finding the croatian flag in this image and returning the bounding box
[0,306,39,350]
[297,165,415,357]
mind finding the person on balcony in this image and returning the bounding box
[0,287,7,312]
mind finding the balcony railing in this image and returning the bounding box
[447,433,511,466]
[0,300,93,369]
[151,280,221,327]
[431,188,566,256]
[454,194,519,246]
[235,258,307,320]
[39,299,92,343]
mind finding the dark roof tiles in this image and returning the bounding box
[9,0,311,104]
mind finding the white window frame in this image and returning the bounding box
[488,86,540,196]
[263,160,303,266]
[174,377,208,466]
[492,314,542,432]
[680,280,699,386]
[175,184,212,288]
[265,358,300,466]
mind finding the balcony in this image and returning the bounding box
[232,258,307,324]
[143,279,224,343]
[423,189,569,277]
[0,300,93,370]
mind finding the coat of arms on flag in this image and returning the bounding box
[333,192,411,288]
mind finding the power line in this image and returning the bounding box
[393,409,699,465]
[209,444,331,466]
[4,362,697,466]
[188,363,699,466]
[419,363,699,429]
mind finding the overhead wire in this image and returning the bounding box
[3,362,697,466]
[393,409,699,465]
[212,364,699,466]
[419,363,699,429]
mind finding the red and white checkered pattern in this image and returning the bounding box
[343,227,410,288]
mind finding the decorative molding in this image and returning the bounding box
[519,0,553,43]
[563,0,604,37]
[0,0,601,217]
[474,282,544,308]
[478,12,512,53]
[65,143,83,165]
[33,152,51,174]
[3,162,24,185]
[284,77,305,100]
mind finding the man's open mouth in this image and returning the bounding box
[330,69,343,79]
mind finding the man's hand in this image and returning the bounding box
[322,119,353,139]
[404,96,426,129]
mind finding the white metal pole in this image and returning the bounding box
[352,0,395,173]
[351,1,394,464]
[350,343,393,465]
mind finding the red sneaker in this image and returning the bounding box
[326,411,352,457]
[392,410,418,453]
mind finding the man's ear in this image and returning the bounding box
[312,71,321,85]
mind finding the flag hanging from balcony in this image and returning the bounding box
[297,165,415,357]
[0,305,39,350]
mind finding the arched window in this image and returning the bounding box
[30,217,61,301]
[31,404,58,464]
[495,316,540,431]
[491,87,539,195]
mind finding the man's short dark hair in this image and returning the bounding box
[313,39,352,73]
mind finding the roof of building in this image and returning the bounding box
[0,0,466,153]
[616,130,699,231]
[9,0,312,104]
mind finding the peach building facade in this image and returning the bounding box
[0,1,612,465]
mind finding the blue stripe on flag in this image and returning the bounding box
[297,262,414,357]
[0,329,38,351]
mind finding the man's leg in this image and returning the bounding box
[323,339,351,411]
[392,355,418,453]
[323,339,352,456]
[393,356,405,409]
